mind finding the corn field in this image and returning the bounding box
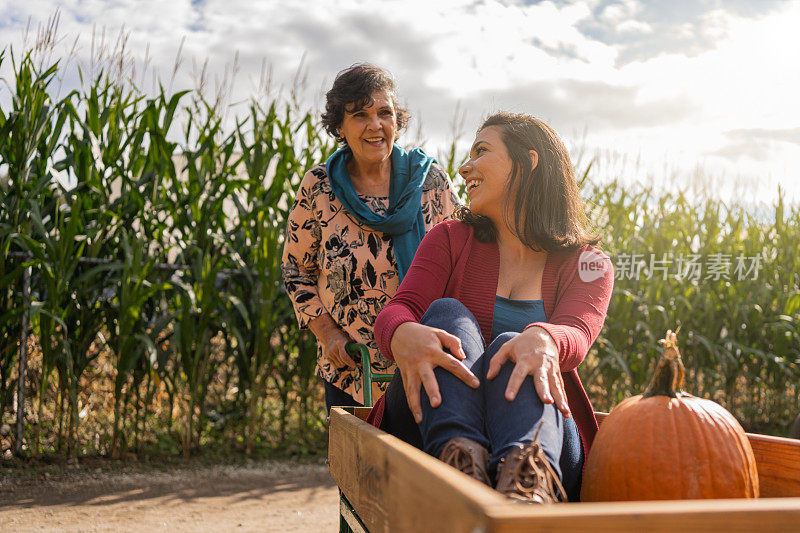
[584,180,800,434]
[0,45,798,461]
[0,45,336,458]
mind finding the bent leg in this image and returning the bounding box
[382,370,423,449]
[417,298,488,457]
[483,332,564,478]
[560,416,584,502]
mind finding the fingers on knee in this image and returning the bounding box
[432,365,456,381]
[489,332,519,355]
[495,331,519,345]
[488,332,520,369]
[525,392,549,410]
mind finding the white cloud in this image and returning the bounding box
[0,0,798,203]
[616,19,652,34]
[599,0,639,24]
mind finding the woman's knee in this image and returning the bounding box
[424,298,470,318]
[485,331,519,360]
[489,331,518,347]
[420,298,481,338]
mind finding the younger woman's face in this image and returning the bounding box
[459,126,513,223]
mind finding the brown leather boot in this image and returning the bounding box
[494,440,567,503]
[438,437,491,486]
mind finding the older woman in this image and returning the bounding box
[370,112,614,503]
[281,63,459,412]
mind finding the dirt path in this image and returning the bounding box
[0,459,339,532]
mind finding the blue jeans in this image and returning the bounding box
[383,298,584,501]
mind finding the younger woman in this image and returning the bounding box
[370,112,613,503]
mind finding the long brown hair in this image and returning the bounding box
[457,112,599,251]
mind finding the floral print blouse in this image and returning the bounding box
[281,162,459,404]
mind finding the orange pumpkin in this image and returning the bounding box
[581,330,759,501]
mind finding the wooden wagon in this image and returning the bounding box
[328,406,800,532]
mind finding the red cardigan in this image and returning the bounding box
[369,219,614,456]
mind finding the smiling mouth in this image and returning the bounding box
[466,179,483,193]
[364,137,385,146]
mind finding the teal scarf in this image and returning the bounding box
[326,144,435,280]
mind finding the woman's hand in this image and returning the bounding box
[486,326,571,418]
[390,321,480,423]
[309,314,356,369]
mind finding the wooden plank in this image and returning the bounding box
[749,434,800,497]
[486,497,800,532]
[328,407,507,533]
[595,411,800,497]
[351,406,372,421]
[340,493,368,533]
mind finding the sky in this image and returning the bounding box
[2,0,799,207]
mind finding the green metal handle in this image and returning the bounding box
[346,342,393,407]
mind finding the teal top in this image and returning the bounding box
[491,295,548,341]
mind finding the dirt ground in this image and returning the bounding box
[0,457,339,532]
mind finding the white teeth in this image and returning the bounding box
[466,180,482,192]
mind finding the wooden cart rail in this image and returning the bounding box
[328,407,800,532]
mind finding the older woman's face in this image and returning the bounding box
[459,126,512,223]
[339,90,397,167]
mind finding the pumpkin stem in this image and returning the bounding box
[643,330,685,398]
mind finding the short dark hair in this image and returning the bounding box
[321,63,410,145]
[457,112,599,251]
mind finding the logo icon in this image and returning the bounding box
[578,249,609,282]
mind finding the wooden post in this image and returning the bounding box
[14,264,31,456]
